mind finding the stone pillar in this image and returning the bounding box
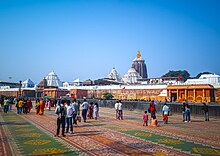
[203,89,205,102]
[177,89,179,101]
[185,89,187,101]
[193,89,196,101]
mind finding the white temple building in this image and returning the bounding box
[185,73,220,88]
[45,71,62,87]
[107,67,123,82]
[22,78,35,88]
[123,67,142,84]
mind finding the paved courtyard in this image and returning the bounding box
[0,105,220,156]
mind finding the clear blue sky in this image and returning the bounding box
[1,0,220,83]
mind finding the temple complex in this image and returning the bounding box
[0,52,220,103]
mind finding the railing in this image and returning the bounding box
[87,99,220,117]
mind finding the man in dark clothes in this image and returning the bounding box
[202,103,209,121]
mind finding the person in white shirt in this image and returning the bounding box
[118,100,123,120]
[115,101,119,119]
[162,103,170,124]
[65,100,75,134]
[81,99,89,122]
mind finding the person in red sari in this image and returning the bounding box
[149,101,156,119]
[39,99,45,115]
[27,98,32,113]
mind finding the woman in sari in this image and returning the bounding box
[27,98,32,113]
[35,99,40,114]
[39,99,45,115]
[87,102,94,119]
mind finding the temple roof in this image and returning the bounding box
[22,78,35,88]
[123,67,142,84]
[45,71,62,87]
[107,67,123,82]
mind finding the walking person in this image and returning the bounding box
[3,97,9,113]
[9,97,13,111]
[87,102,94,119]
[94,102,99,120]
[181,103,186,122]
[13,97,18,111]
[162,103,170,124]
[55,100,66,137]
[118,100,123,120]
[0,97,4,112]
[143,111,148,126]
[72,99,79,126]
[115,101,119,119]
[17,99,23,114]
[202,103,209,121]
[23,99,28,114]
[27,98,32,113]
[65,100,75,134]
[185,103,191,122]
[81,99,89,122]
[35,99,40,114]
[39,99,45,115]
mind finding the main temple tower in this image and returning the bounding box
[131,50,148,78]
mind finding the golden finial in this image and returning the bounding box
[137,50,141,58]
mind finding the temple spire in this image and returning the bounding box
[137,50,141,58]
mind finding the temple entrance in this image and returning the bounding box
[171,93,177,102]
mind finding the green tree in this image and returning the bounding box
[102,92,114,100]
[162,70,190,82]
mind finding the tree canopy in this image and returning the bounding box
[102,92,114,100]
[162,70,190,82]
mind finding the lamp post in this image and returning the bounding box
[19,80,22,98]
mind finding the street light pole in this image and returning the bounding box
[19,80,22,98]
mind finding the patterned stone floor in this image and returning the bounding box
[0,106,220,156]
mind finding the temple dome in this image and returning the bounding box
[45,71,62,87]
[123,67,142,84]
[107,67,123,82]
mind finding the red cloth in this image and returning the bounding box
[143,114,148,122]
[39,100,45,115]
[163,114,168,121]
[150,103,156,112]
[27,100,32,113]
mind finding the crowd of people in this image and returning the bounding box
[0,96,210,137]
[141,100,210,127]
[0,96,33,114]
[54,99,99,137]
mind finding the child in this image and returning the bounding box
[150,116,158,127]
[143,111,148,126]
